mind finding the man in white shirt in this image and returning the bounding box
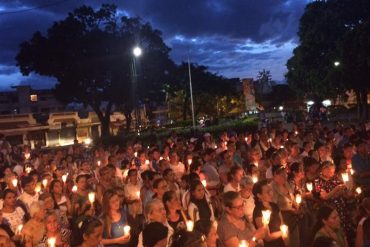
[169,151,185,183]
[18,176,39,210]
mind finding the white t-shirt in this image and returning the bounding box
[223,183,240,193]
[2,207,25,233]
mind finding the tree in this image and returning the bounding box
[16,4,173,137]
[286,0,370,120]
[167,63,238,121]
[255,69,273,96]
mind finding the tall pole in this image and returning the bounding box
[187,56,196,129]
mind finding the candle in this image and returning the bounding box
[97,160,101,167]
[42,179,48,188]
[245,137,248,142]
[123,225,131,236]
[224,141,228,146]
[88,192,95,204]
[25,167,32,174]
[160,156,163,160]
[62,174,68,183]
[253,161,259,167]
[72,185,78,192]
[134,152,138,157]
[280,145,285,149]
[252,176,258,184]
[268,138,272,143]
[239,240,249,247]
[306,182,313,192]
[48,237,56,247]
[350,169,355,175]
[145,160,150,165]
[35,184,41,193]
[295,194,302,205]
[201,179,207,188]
[188,159,192,165]
[136,191,140,199]
[280,224,288,238]
[356,187,362,195]
[294,131,298,135]
[24,152,30,160]
[17,224,23,235]
[186,220,194,231]
[341,173,349,183]
[12,178,18,187]
[262,210,271,226]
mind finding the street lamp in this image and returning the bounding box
[133,47,142,57]
[334,61,340,67]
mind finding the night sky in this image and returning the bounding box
[0,0,308,91]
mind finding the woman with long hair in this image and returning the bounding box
[37,211,71,247]
[194,220,218,247]
[77,217,104,247]
[223,166,243,193]
[100,189,130,247]
[49,180,72,216]
[152,178,169,202]
[313,206,348,247]
[187,180,214,223]
[252,180,286,247]
[162,191,186,231]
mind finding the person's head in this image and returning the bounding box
[312,236,340,247]
[272,165,287,184]
[163,168,175,182]
[102,189,120,214]
[153,178,169,199]
[289,162,304,181]
[21,175,36,194]
[127,169,138,184]
[49,179,63,195]
[304,157,320,174]
[145,199,167,223]
[240,176,254,199]
[79,218,103,247]
[342,143,353,160]
[194,220,218,247]
[2,189,16,208]
[190,180,205,201]
[223,191,244,219]
[253,180,273,203]
[163,190,181,212]
[143,222,168,247]
[44,211,59,234]
[227,166,244,183]
[363,218,370,242]
[29,201,45,221]
[39,192,54,210]
[356,141,368,155]
[315,206,341,233]
[169,150,179,163]
[320,161,336,180]
[76,174,88,191]
[171,230,207,247]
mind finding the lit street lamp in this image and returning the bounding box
[131,46,142,131]
[334,61,340,67]
[133,47,142,57]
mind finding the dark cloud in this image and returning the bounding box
[0,0,307,89]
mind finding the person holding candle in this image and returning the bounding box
[163,169,180,198]
[37,211,71,247]
[18,175,39,210]
[169,151,185,183]
[252,180,286,247]
[151,178,169,202]
[313,206,348,247]
[313,161,354,244]
[1,189,26,234]
[22,201,46,247]
[187,180,215,223]
[163,191,186,231]
[352,141,370,193]
[223,166,243,193]
[76,217,104,247]
[71,174,90,217]
[219,151,236,185]
[217,191,264,247]
[99,189,130,246]
[49,180,72,216]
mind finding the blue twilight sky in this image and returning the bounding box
[0,0,309,91]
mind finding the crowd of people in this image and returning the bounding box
[0,120,369,247]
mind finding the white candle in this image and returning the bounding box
[294,131,298,135]
[134,152,138,157]
[356,187,362,195]
[186,220,194,231]
[253,161,259,167]
[17,224,23,235]
[280,224,288,238]
[295,194,302,205]
[62,174,68,183]
[12,178,18,187]
[145,160,150,165]
[341,173,349,183]
[306,182,313,192]
[88,192,95,204]
[262,210,271,226]
[239,240,249,247]
[25,167,32,174]
[268,138,272,143]
[72,185,78,192]
[42,179,48,188]
[136,191,140,199]
[280,145,285,149]
[350,169,355,175]
[24,153,30,160]
[188,159,192,165]
[34,184,41,193]
[97,160,101,167]
[160,156,163,160]
[252,176,258,184]
[201,179,207,188]
[48,237,56,247]
[245,137,248,142]
[123,225,131,236]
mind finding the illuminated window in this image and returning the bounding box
[30,94,38,102]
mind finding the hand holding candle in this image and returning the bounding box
[47,237,56,247]
[201,179,207,188]
[88,192,95,204]
[123,225,131,236]
[72,185,77,193]
[12,178,18,187]
[262,210,271,226]
[42,179,48,188]
[280,224,288,238]
[295,194,302,206]
[306,182,313,192]
[16,224,23,235]
[239,240,249,247]
[62,174,68,183]
[186,220,194,231]
[252,176,258,184]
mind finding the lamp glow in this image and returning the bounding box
[262,210,272,226]
[186,220,194,231]
[306,182,313,192]
[88,192,95,204]
[123,225,131,236]
[133,47,142,57]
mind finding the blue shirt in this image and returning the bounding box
[103,209,129,247]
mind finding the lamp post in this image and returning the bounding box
[187,56,196,130]
[132,46,142,131]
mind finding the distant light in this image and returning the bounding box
[334,61,340,67]
[133,47,142,57]
[278,106,284,111]
[84,138,92,145]
[322,99,332,107]
[307,101,314,106]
